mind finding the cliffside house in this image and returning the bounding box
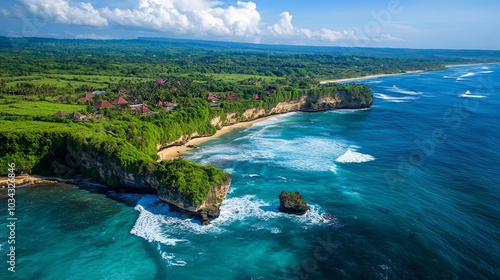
[156,78,165,85]
[130,103,153,114]
[77,92,95,103]
[69,111,84,120]
[207,93,218,102]
[94,100,113,110]
[54,111,68,117]
[164,102,178,111]
[227,93,238,102]
[112,96,129,107]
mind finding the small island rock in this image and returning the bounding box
[278,191,310,215]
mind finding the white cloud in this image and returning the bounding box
[15,0,403,46]
[99,0,260,38]
[266,11,376,45]
[20,0,108,27]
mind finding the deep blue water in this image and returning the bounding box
[1,64,499,279]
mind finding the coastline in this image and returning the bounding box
[0,174,78,188]
[157,115,275,161]
[319,70,423,84]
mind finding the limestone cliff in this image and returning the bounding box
[163,92,372,147]
[65,147,231,223]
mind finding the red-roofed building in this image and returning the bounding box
[112,96,129,106]
[253,94,260,100]
[156,78,165,85]
[131,103,151,114]
[77,92,95,103]
[228,93,238,102]
[94,100,113,109]
[54,111,68,117]
[266,87,276,93]
[157,100,163,106]
[207,93,218,102]
[77,97,91,103]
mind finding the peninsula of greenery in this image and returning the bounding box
[1,37,498,221]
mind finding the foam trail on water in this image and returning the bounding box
[375,93,416,102]
[130,195,189,245]
[456,72,477,81]
[460,90,487,99]
[336,148,375,163]
[389,85,422,95]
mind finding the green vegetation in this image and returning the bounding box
[0,99,86,116]
[1,36,499,205]
[158,159,228,204]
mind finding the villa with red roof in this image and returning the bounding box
[207,93,218,102]
[130,103,152,114]
[94,100,113,109]
[112,96,129,106]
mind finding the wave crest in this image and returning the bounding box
[336,148,375,163]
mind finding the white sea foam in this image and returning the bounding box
[460,90,486,98]
[374,93,416,102]
[158,244,187,267]
[250,112,297,128]
[249,174,260,177]
[270,227,281,234]
[460,94,486,98]
[456,72,477,81]
[330,108,370,114]
[389,85,422,95]
[481,66,490,70]
[131,194,340,248]
[336,148,375,163]
[130,196,190,245]
[223,168,234,174]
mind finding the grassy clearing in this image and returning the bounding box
[207,73,278,83]
[1,74,150,88]
[0,100,87,116]
[0,120,75,133]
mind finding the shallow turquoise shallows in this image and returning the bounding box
[1,64,499,280]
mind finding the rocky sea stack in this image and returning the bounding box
[278,191,310,215]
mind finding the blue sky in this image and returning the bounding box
[0,0,498,49]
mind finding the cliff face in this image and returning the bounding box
[157,176,231,212]
[75,148,231,222]
[174,92,372,145]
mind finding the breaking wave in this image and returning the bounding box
[336,148,375,163]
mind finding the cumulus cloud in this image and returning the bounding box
[19,0,108,26]
[99,0,260,38]
[14,0,402,45]
[267,11,369,45]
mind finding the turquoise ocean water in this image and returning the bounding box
[1,64,499,279]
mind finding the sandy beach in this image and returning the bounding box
[320,70,423,84]
[157,115,275,161]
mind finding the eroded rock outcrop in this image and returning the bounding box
[278,191,310,215]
